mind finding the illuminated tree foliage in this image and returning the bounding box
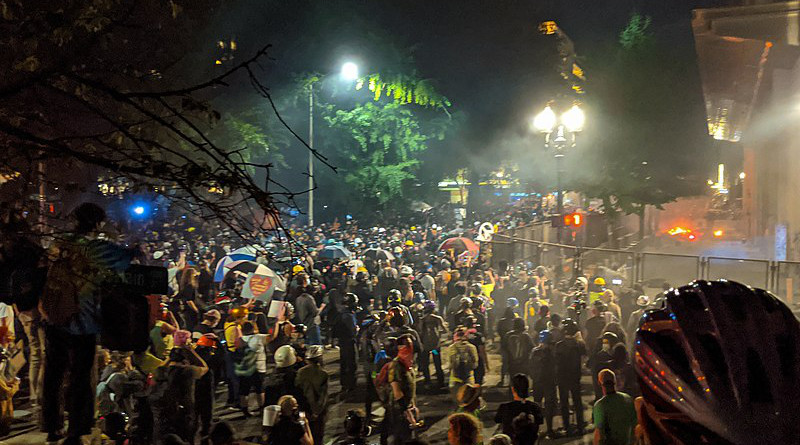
[356,73,451,111]
[323,101,440,208]
[0,0,312,243]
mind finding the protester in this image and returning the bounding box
[334,293,359,393]
[592,369,637,445]
[238,321,268,416]
[624,295,649,345]
[385,335,418,444]
[264,345,305,407]
[295,345,329,445]
[0,349,19,436]
[554,318,586,436]
[502,318,532,380]
[456,383,484,419]
[483,433,509,445]
[151,346,208,444]
[40,203,130,445]
[223,307,248,408]
[448,327,478,397]
[529,330,557,438]
[295,292,321,345]
[510,413,540,445]
[447,413,482,445]
[333,409,369,445]
[418,299,447,391]
[267,395,314,445]
[463,316,489,385]
[494,374,543,440]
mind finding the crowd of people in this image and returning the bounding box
[2,200,800,445]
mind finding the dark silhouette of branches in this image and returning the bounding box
[0,0,319,251]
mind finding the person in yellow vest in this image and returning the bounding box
[523,288,542,331]
[589,278,606,305]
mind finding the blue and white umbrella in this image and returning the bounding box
[213,252,256,282]
[319,245,352,260]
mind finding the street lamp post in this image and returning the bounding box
[307,62,359,227]
[533,103,585,274]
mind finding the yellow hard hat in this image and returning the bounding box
[292,265,305,274]
[405,240,414,246]
[356,267,368,274]
[229,307,249,319]
[594,277,606,286]
[410,226,417,231]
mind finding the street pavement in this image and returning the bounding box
[2,344,597,445]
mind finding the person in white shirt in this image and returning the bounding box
[239,321,268,413]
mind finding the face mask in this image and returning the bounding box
[602,343,611,353]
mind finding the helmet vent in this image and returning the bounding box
[698,334,728,386]
[776,333,796,379]
[747,348,773,403]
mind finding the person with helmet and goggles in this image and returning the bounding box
[554,317,586,436]
[387,288,414,326]
[418,299,447,391]
[529,329,559,439]
[633,280,800,445]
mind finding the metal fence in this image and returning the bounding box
[489,235,799,299]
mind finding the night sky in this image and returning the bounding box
[190,0,732,200]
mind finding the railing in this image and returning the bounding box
[489,234,800,303]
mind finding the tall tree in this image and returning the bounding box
[576,13,709,244]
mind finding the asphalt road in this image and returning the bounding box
[3,344,598,445]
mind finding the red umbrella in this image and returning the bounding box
[438,237,480,257]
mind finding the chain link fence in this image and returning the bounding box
[489,236,799,301]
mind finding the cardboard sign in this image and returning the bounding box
[249,274,273,297]
[267,300,286,318]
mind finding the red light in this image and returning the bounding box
[564,212,583,227]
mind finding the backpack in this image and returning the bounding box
[420,315,442,352]
[451,342,475,382]
[506,332,528,365]
[234,338,258,377]
[373,359,395,404]
[40,238,102,326]
[96,372,119,414]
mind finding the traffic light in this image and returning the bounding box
[564,212,583,227]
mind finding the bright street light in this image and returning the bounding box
[533,106,557,133]
[561,104,585,132]
[341,62,359,81]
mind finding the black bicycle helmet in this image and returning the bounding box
[561,318,579,336]
[635,280,800,445]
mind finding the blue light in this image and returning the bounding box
[129,202,150,218]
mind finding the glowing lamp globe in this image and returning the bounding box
[533,106,557,133]
[562,104,585,132]
[341,62,359,81]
